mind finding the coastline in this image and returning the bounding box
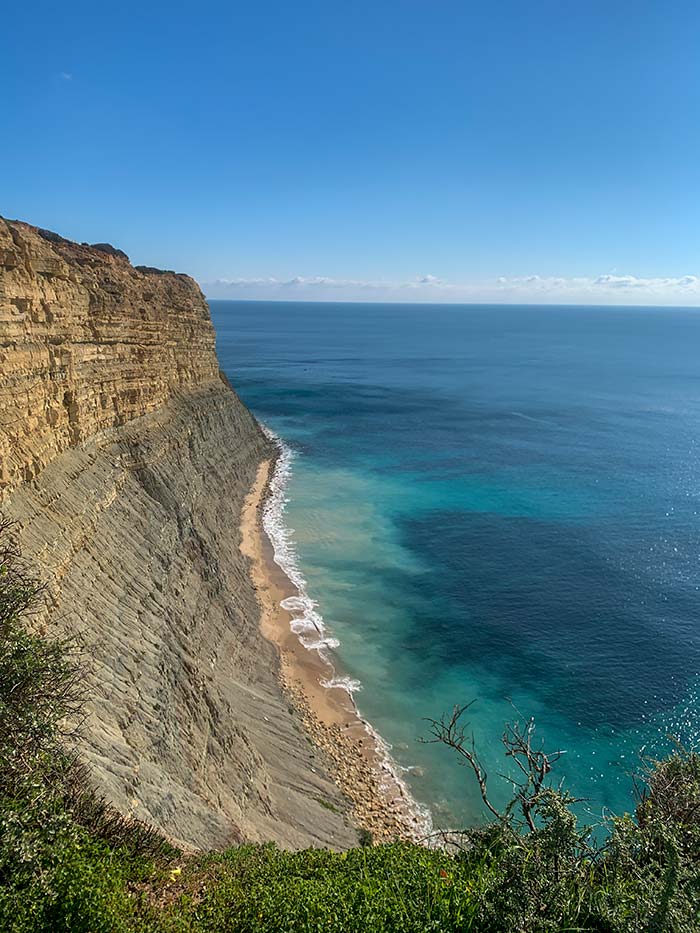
[240,447,431,845]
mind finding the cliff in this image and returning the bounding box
[0,218,355,850]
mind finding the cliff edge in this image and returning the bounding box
[0,218,355,850]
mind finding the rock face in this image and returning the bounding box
[0,219,354,850]
[0,220,220,497]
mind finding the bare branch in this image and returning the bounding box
[424,700,568,834]
[421,703,504,823]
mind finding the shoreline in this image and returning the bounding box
[240,451,431,844]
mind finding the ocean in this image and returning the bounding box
[211,300,700,830]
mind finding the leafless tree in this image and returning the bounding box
[422,701,566,832]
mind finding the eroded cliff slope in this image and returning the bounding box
[0,219,354,850]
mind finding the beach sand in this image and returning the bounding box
[240,458,428,844]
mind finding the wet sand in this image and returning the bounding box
[240,458,428,844]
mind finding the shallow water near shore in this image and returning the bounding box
[212,300,700,830]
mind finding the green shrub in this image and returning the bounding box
[156,843,477,932]
[0,518,699,931]
[0,520,172,932]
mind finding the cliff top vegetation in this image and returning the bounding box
[1,522,698,932]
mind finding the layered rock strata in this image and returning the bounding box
[0,219,354,850]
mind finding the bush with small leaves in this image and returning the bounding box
[1,519,699,931]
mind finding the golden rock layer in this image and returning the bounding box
[0,220,219,498]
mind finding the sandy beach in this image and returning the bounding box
[240,457,428,844]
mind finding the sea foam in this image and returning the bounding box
[261,432,340,658]
[260,424,433,838]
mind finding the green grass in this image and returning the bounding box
[314,797,341,814]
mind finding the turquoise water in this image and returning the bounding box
[211,300,700,830]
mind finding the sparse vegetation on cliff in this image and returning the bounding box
[0,520,174,931]
[1,524,698,932]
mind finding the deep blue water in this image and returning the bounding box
[211,300,700,829]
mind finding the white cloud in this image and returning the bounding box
[60,71,73,81]
[203,271,700,305]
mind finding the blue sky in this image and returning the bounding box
[3,1,700,303]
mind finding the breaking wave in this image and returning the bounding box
[260,424,432,838]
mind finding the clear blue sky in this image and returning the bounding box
[3,1,700,303]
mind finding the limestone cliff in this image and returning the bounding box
[0,219,354,850]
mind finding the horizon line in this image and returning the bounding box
[204,296,700,310]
